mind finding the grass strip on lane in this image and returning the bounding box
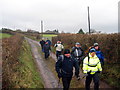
[15,39,44,88]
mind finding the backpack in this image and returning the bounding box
[72,47,83,57]
[59,55,73,62]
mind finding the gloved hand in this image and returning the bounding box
[87,70,91,74]
[84,73,88,77]
[58,73,62,79]
[97,71,102,74]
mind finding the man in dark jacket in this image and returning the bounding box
[43,42,51,59]
[71,42,84,66]
[40,39,45,52]
[55,49,79,90]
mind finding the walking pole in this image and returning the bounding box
[82,75,86,79]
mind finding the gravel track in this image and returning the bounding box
[26,37,62,88]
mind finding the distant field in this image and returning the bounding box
[43,34,57,37]
[0,33,12,39]
[42,34,58,40]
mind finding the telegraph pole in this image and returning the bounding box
[88,6,91,34]
[118,1,120,33]
[41,20,43,38]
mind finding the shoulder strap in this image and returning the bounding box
[61,55,64,62]
[88,54,90,64]
[59,55,64,62]
[72,47,77,53]
[80,47,83,52]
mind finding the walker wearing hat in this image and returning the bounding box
[83,48,102,90]
[55,49,79,90]
[93,43,104,65]
[75,42,80,45]
[89,48,96,53]
[71,42,84,66]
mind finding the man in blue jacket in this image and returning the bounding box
[94,43,104,65]
[55,49,79,90]
[46,38,52,46]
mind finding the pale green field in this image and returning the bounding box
[42,34,58,40]
[0,33,12,39]
[43,34,57,37]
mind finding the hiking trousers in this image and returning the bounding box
[44,52,50,59]
[62,77,72,90]
[56,51,62,59]
[41,46,44,52]
[75,57,82,66]
[85,73,99,90]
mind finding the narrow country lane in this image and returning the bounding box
[25,37,62,88]
[26,37,112,89]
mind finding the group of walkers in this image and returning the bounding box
[40,39,104,90]
[55,41,104,90]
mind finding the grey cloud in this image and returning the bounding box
[0,0,119,33]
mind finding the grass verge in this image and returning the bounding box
[14,39,44,88]
[100,62,120,88]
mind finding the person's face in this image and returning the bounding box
[94,46,99,50]
[90,52,96,57]
[46,42,48,44]
[64,54,71,57]
[57,41,61,44]
[75,44,80,47]
[57,41,59,43]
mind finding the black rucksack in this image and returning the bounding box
[59,55,73,62]
[72,47,83,57]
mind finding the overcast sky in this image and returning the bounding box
[0,0,119,33]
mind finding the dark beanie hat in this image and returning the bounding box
[64,49,70,54]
